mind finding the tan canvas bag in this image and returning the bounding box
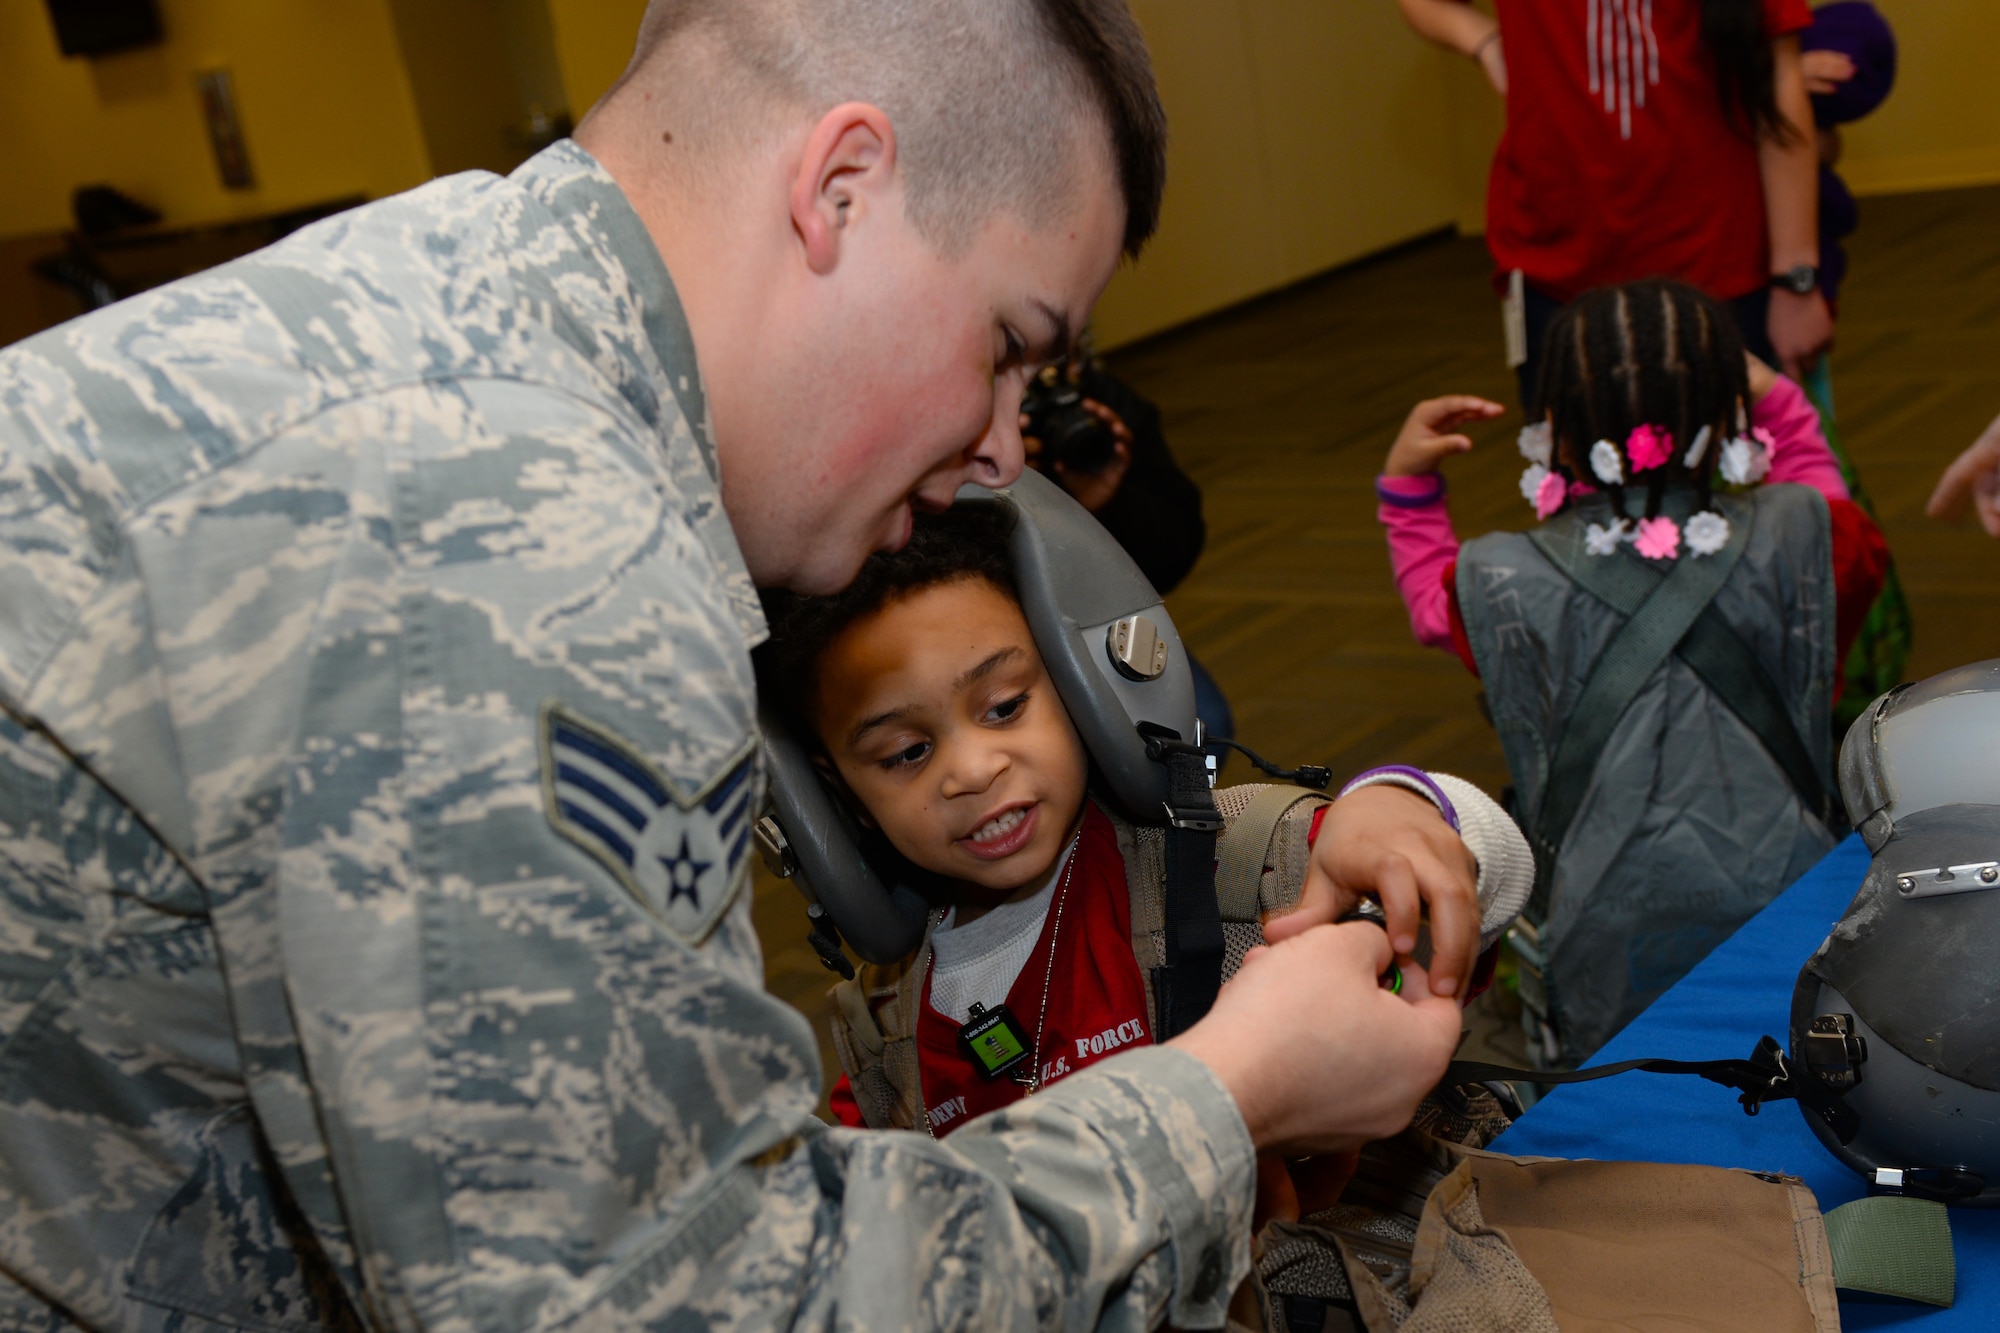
[1260,1136,1839,1333]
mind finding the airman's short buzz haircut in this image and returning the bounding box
[615,0,1166,258]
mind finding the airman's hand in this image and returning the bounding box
[1173,925,1460,1154]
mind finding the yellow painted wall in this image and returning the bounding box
[548,0,648,121]
[384,0,530,179]
[1836,2,2000,197]
[1092,0,1468,345]
[0,0,433,242]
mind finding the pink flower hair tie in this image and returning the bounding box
[1633,515,1681,560]
[1533,468,1568,519]
[1627,423,1674,473]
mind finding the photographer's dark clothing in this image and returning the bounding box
[1077,369,1206,595]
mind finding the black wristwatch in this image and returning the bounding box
[1771,264,1821,296]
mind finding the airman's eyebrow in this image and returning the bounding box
[1029,299,1073,367]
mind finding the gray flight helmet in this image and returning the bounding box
[755,467,1201,965]
[1791,659,2000,1204]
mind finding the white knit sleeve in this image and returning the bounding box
[1428,772,1534,951]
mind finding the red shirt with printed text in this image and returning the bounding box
[1486,0,1812,302]
[829,802,1154,1137]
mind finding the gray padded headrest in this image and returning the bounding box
[758,468,1199,964]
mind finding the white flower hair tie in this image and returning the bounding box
[1584,518,1632,556]
[1518,421,1553,467]
[1589,439,1624,486]
[1519,462,1549,504]
[1718,435,1770,486]
[1684,510,1731,557]
[1683,425,1713,469]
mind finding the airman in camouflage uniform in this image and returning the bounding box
[0,140,1258,1331]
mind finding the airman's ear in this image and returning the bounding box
[811,752,878,830]
[790,101,898,277]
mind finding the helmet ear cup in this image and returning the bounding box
[956,470,1200,822]
[761,712,931,965]
[1793,976,2000,1205]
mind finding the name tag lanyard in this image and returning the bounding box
[935,830,1081,1134]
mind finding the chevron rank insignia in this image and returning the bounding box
[540,703,756,945]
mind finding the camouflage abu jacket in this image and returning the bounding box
[0,141,1254,1333]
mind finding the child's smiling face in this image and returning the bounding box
[812,574,1088,904]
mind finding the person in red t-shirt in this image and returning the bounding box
[1396,0,1833,402]
[756,506,1535,1142]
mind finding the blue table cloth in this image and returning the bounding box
[1493,835,2000,1328]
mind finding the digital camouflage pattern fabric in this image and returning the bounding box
[0,141,1254,1332]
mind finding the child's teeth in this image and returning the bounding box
[972,809,1026,843]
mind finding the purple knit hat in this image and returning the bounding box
[1802,1,1897,127]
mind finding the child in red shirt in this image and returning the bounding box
[757,506,1533,1136]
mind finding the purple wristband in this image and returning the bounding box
[1375,474,1447,508]
[1338,765,1460,831]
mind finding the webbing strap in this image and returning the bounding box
[1155,747,1224,1039]
[1213,785,1326,923]
[1533,510,1828,824]
[1823,1196,1956,1308]
[1525,515,1751,914]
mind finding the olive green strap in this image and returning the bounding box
[1214,785,1328,923]
[1823,1196,1956,1308]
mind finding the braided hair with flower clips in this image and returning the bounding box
[1533,279,1752,534]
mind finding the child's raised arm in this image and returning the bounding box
[1377,396,1506,653]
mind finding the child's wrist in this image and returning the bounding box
[1337,766,1460,831]
[1376,473,1448,508]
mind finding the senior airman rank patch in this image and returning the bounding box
[540,703,756,945]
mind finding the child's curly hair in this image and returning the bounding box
[1535,279,1751,522]
[757,504,1018,742]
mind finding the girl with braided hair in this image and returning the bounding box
[1374,278,1888,1065]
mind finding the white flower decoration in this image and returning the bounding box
[1683,425,1713,469]
[1519,462,1551,506]
[1684,510,1731,557]
[1517,421,1553,467]
[1718,435,1770,486]
[1584,519,1631,556]
[1588,439,1624,486]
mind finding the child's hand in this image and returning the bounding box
[1383,396,1506,477]
[1266,785,1480,998]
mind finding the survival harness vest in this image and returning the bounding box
[1455,484,1839,1066]
[827,783,1329,1132]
